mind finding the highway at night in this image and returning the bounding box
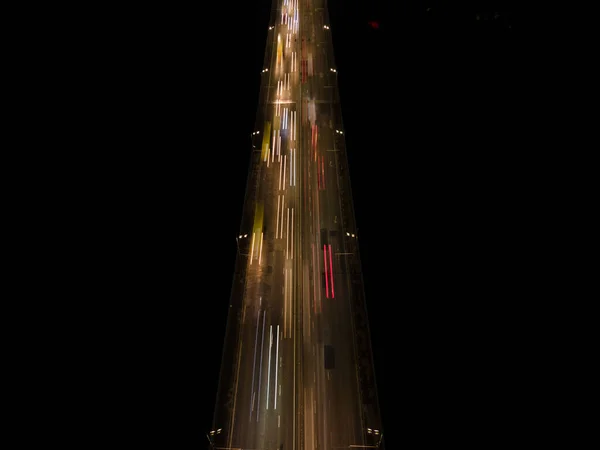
[210,1,384,449]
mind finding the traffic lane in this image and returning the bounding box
[320,272,364,447]
[301,308,319,450]
[225,298,261,449]
[254,156,293,450]
[316,176,364,446]
[248,304,293,448]
[311,314,331,450]
[255,315,284,450]
[231,238,287,447]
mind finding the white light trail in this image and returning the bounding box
[283,155,286,190]
[276,195,281,237]
[291,207,294,259]
[250,232,256,264]
[271,129,276,163]
[286,207,290,259]
[258,232,264,265]
[278,157,283,191]
[280,194,285,238]
[287,269,292,335]
[276,130,280,157]
[283,270,288,337]
[266,325,273,408]
[277,135,281,161]
[249,309,260,418]
[293,146,296,186]
[256,310,266,421]
[274,324,280,409]
[289,148,293,186]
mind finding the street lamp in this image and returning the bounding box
[366,428,383,448]
[206,428,222,449]
[236,235,249,256]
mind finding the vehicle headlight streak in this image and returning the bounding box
[279,158,283,191]
[276,195,281,237]
[258,232,264,265]
[256,309,266,421]
[280,194,285,238]
[283,268,293,338]
[271,129,276,163]
[276,130,281,161]
[274,324,279,409]
[266,325,272,409]
[289,148,293,186]
[249,304,261,419]
[282,155,286,190]
[250,232,256,264]
[286,207,290,259]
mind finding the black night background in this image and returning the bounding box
[82,2,537,449]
